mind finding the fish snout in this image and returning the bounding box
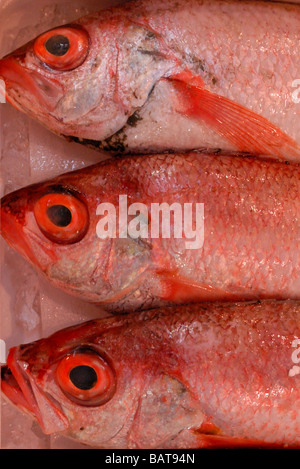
[0,191,37,265]
[1,348,69,434]
[0,53,64,112]
[0,55,29,108]
[0,55,23,82]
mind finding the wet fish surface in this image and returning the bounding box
[0,0,299,161]
[1,151,299,310]
[1,300,300,448]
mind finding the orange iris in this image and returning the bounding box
[34,192,89,244]
[33,26,90,71]
[56,348,116,406]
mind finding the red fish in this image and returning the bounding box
[1,300,300,448]
[0,152,299,310]
[0,0,299,161]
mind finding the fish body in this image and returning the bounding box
[1,152,299,310]
[0,0,299,161]
[1,300,300,448]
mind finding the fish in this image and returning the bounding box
[1,151,299,310]
[1,300,300,448]
[0,0,299,162]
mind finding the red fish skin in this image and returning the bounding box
[1,300,300,448]
[0,0,299,161]
[0,152,299,311]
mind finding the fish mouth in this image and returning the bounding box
[1,347,69,434]
[0,55,63,113]
[0,195,40,268]
[0,56,22,110]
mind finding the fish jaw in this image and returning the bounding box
[1,348,69,434]
[1,192,37,266]
[0,54,64,117]
[0,56,23,111]
[0,190,52,270]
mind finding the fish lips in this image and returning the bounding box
[0,192,41,268]
[0,187,60,272]
[0,54,64,113]
[1,347,69,434]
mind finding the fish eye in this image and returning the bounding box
[69,365,97,390]
[33,26,90,71]
[34,191,89,244]
[56,348,116,406]
[45,35,70,57]
[46,204,72,227]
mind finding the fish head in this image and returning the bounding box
[1,313,205,447]
[0,318,143,445]
[0,13,174,142]
[0,165,153,305]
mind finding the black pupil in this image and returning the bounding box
[45,35,70,56]
[47,204,72,227]
[69,365,97,391]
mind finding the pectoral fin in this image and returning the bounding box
[162,429,291,449]
[156,270,252,303]
[169,71,300,162]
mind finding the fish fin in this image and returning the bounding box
[192,433,289,449]
[169,70,300,162]
[156,270,247,303]
[160,425,289,449]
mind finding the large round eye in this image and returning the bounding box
[34,192,89,244]
[33,26,89,71]
[56,348,116,406]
